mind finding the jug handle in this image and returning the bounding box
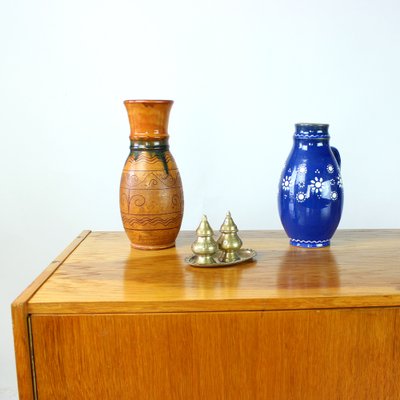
[331,146,341,168]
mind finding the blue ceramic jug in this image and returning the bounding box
[278,123,343,248]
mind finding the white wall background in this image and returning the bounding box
[1,0,400,397]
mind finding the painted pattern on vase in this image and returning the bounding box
[278,123,343,248]
[120,100,184,250]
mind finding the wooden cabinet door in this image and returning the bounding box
[31,308,400,400]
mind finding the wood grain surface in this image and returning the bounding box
[28,230,400,314]
[11,231,91,400]
[31,309,400,400]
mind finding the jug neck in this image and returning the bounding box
[294,123,330,140]
[124,100,173,141]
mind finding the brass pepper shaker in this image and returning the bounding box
[218,211,243,263]
[191,215,218,265]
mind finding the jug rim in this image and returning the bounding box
[295,123,329,128]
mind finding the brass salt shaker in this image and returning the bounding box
[218,211,242,263]
[191,215,218,265]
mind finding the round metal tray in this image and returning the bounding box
[185,248,257,268]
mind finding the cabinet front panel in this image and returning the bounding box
[31,309,400,400]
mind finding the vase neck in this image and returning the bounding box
[130,138,169,151]
[294,123,330,140]
[124,100,173,140]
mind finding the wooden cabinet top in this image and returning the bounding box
[25,230,400,314]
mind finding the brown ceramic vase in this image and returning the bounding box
[120,100,184,250]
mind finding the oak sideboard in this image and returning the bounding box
[12,230,400,399]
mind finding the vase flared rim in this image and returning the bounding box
[124,99,173,104]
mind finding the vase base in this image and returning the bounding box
[130,242,176,251]
[289,239,330,248]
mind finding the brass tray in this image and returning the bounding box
[185,249,257,268]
